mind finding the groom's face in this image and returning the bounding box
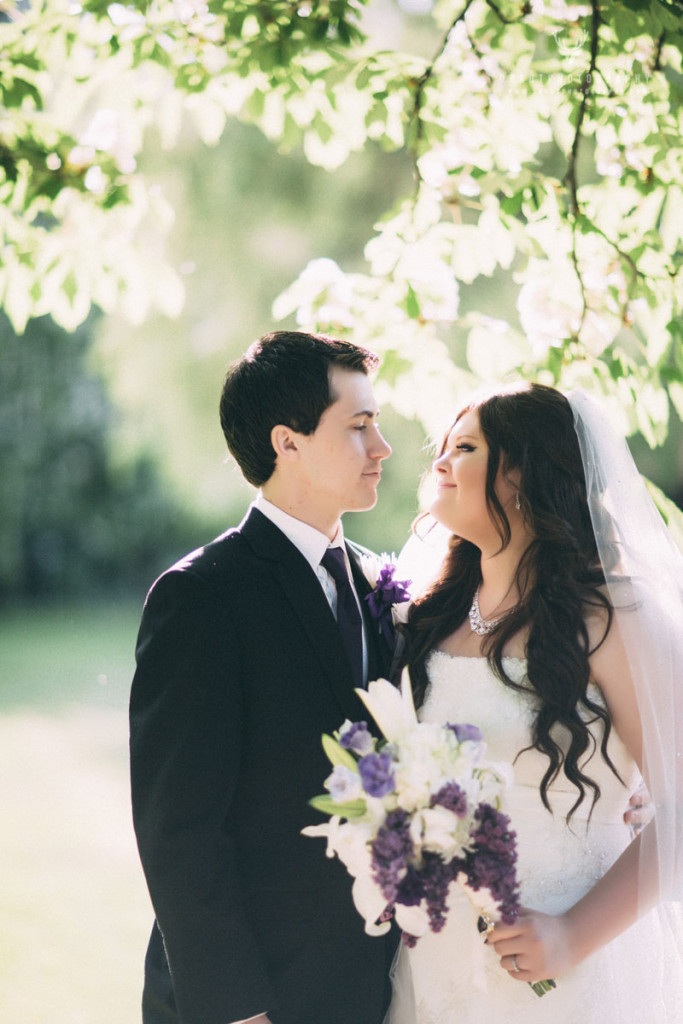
[296,367,392,518]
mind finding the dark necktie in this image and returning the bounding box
[321,547,364,689]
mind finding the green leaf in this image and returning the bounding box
[321,733,358,770]
[63,270,78,306]
[500,191,524,216]
[309,794,367,818]
[102,185,129,210]
[314,18,330,41]
[645,477,683,554]
[403,284,421,319]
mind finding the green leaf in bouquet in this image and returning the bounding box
[309,794,367,818]
[322,733,358,771]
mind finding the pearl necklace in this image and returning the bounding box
[468,585,505,635]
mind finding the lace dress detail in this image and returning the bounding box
[385,654,683,1024]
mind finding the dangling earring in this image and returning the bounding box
[515,492,521,511]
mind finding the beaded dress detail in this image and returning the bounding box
[385,653,683,1024]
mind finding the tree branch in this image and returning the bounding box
[564,1,601,336]
[410,0,476,158]
[563,0,600,218]
[570,222,588,336]
[586,218,644,284]
[484,0,530,24]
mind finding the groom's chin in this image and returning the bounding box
[357,490,380,512]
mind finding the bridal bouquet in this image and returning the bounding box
[304,673,555,997]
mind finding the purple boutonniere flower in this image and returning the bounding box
[364,564,411,645]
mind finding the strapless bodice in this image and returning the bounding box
[421,652,641,911]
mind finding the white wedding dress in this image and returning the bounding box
[386,652,683,1024]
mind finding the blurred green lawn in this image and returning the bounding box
[0,602,153,1023]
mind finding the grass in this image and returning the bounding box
[0,601,144,711]
[0,601,154,1024]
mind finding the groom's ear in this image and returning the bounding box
[271,424,302,462]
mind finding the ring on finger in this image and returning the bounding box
[511,954,521,973]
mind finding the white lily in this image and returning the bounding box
[352,874,391,936]
[301,820,336,853]
[356,669,417,743]
[394,901,430,938]
[457,873,501,923]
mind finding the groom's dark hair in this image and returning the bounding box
[220,330,378,486]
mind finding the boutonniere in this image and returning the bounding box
[359,554,411,645]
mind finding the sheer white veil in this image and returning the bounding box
[567,388,683,907]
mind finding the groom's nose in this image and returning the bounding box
[371,430,392,460]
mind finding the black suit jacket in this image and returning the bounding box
[130,508,398,1024]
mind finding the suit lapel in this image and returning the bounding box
[240,509,363,720]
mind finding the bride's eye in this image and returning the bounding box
[456,444,475,452]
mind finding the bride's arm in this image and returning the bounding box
[489,615,661,983]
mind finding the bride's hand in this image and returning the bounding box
[488,910,579,983]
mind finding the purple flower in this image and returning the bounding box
[364,564,411,645]
[420,851,462,933]
[358,752,395,798]
[371,809,414,902]
[431,781,468,817]
[396,865,425,906]
[465,803,521,924]
[447,722,483,744]
[324,765,362,803]
[339,720,374,756]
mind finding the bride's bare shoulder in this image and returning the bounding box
[585,591,642,762]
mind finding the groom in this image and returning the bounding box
[130,331,397,1024]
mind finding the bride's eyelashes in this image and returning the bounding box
[440,444,475,459]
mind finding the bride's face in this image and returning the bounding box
[429,409,518,546]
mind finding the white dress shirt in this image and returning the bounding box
[254,496,368,675]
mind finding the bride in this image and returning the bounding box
[387,382,683,1023]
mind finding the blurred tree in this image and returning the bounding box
[0,311,202,601]
[2,0,682,561]
[1,0,681,446]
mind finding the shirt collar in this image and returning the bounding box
[254,495,346,574]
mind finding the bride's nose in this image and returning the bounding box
[433,453,448,473]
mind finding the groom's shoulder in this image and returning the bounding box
[169,526,246,577]
[151,513,262,597]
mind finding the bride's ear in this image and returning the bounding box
[497,460,522,507]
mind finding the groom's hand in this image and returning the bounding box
[624,784,653,834]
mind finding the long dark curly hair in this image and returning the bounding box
[403,382,621,820]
